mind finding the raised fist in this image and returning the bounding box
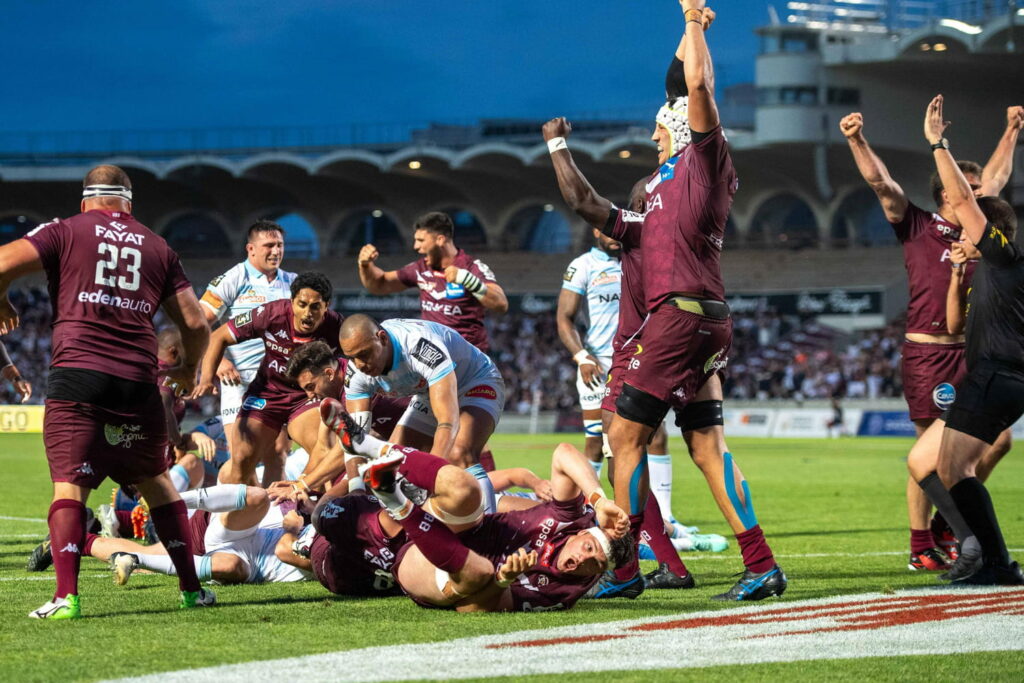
[542,117,572,142]
[839,113,864,139]
[358,244,379,266]
[1008,106,1024,131]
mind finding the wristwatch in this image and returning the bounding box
[930,138,949,151]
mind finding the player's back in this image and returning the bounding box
[26,210,191,383]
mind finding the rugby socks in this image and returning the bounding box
[83,533,99,557]
[613,512,645,582]
[478,448,496,472]
[148,500,201,592]
[397,505,470,574]
[115,509,133,536]
[396,448,448,493]
[48,499,86,599]
[919,472,974,544]
[180,485,248,513]
[467,463,497,515]
[736,525,776,574]
[169,464,190,493]
[949,478,1011,567]
[910,529,935,554]
[642,495,690,578]
[648,453,674,521]
[136,553,214,582]
[590,459,604,479]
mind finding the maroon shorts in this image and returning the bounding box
[44,398,169,489]
[237,386,320,433]
[310,534,342,594]
[619,304,732,411]
[188,510,210,556]
[901,340,967,421]
[369,395,410,440]
[601,339,637,413]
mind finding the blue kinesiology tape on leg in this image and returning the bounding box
[723,452,758,529]
[628,453,649,516]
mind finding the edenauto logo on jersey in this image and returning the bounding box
[78,289,154,313]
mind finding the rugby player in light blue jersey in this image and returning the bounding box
[199,220,296,483]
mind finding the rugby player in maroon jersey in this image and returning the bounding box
[193,272,342,487]
[0,164,213,618]
[841,104,1023,570]
[544,1,785,602]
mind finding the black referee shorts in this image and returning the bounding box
[945,361,1024,445]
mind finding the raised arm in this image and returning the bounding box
[978,106,1024,197]
[357,244,408,295]
[550,442,628,538]
[840,113,909,223]
[161,287,210,397]
[0,239,43,334]
[681,0,719,133]
[925,95,987,245]
[945,243,969,335]
[543,118,614,229]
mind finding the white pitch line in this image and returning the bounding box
[0,515,47,523]
[670,548,1024,560]
[0,574,108,582]
[0,533,46,538]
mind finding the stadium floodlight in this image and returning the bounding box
[543,204,554,212]
[408,160,422,170]
[618,150,632,159]
[939,19,982,35]
[371,209,383,218]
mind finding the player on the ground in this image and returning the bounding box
[193,272,342,486]
[923,95,1024,585]
[357,211,507,353]
[325,404,632,611]
[0,338,32,402]
[199,220,296,483]
[0,164,214,618]
[841,103,1022,570]
[545,1,784,602]
[337,314,504,510]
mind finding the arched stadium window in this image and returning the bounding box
[0,215,35,246]
[505,205,571,253]
[330,210,404,257]
[748,194,819,249]
[273,212,319,260]
[832,188,894,247]
[439,207,487,251]
[162,213,232,258]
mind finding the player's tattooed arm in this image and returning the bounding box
[428,373,461,462]
[543,117,614,229]
[839,113,909,223]
[978,105,1024,197]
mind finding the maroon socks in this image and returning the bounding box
[148,500,200,592]
[736,525,776,574]
[49,499,86,599]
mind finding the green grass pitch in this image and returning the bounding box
[1,433,1022,681]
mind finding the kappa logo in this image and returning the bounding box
[104,424,145,448]
[276,329,289,340]
[464,385,497,400]
[411,338,446,369]
[75,462,95,476]
[933,382,956,410]
[59,543,79,554]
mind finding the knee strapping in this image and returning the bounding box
[723,452,757,529]
[616,384,670,429]
[675,400,724,432]
[584,419,603,439]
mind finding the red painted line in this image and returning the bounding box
[486,634,627,649]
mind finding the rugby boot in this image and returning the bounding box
[643,563,696,589]
[109,552,139,586]
[936,529,960,562]
[320,398,368,455]
[28,594,80,620]
[953,561,1024,586]
[26,536,53,572]
[584,569,645,599]
[908,548,950,571]
[360,450,406,493]
[940,536,982,582]
[179,587,217,608]
[97,503,120,538]
[712,564,787,601]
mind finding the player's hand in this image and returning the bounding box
[950,242,969,266]
[2,366,31,403]
[0,296,20,335]
[497,547,538,585]
[542,117,572,141]
[443,265,459,283]
[700,7,715,29]
[267,480,299,502]
[924,95,950,145]
[216,357,241,386]
[534,479,554,502]
[164,363,198,398]
[594,498,630,539]
[358,244,379,266]
[190,380,218,399]
[192,431,217,461]
[839,113,864,140]
[1007,106,1024,132]
[579,358,603,390]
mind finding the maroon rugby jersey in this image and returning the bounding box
[227,298,343,395]
[311,493,406,596]
[607,209,647,350]
[892,202,977,335]
[635,127,737,308]
[458,495,599,611]
[25,210,192,383]
[396,249,496,352]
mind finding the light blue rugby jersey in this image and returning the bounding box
[562,248,621,358]
[201,261,296,372]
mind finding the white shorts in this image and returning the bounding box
[576,355,612,412]
[397,376,506,435]
[203,505,306,583]
[220,368,258,426]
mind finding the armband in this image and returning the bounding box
[547,137,568,154]
[587,490,607,508]
[574,350,596,367]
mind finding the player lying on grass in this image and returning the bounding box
[85,484,311,585]
[322,398,632,611]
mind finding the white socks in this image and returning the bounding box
[180,485,248,513]
[648,453,675,521]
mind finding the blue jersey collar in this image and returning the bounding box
[589,247,614,262]
[243,260,276,282]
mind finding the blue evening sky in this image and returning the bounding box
[4,1,770,134]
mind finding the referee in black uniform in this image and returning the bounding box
[924,95,1024,585]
